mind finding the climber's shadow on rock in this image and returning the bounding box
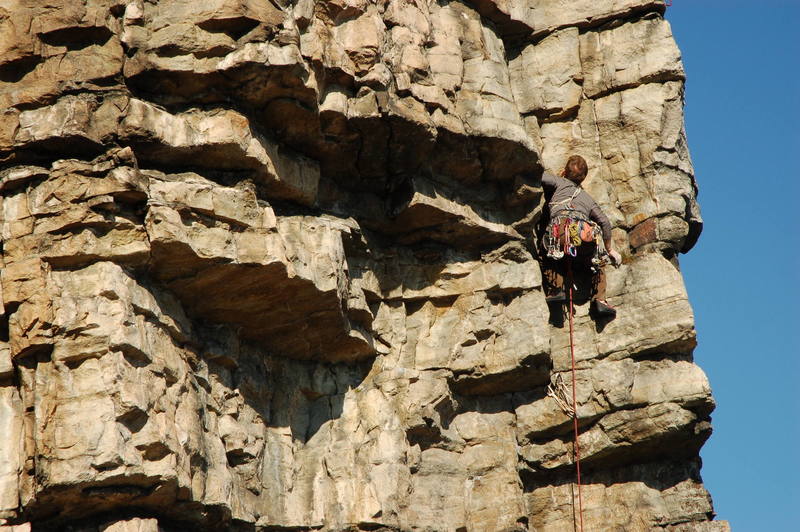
[547,301,566,328]
[590,307,614,332]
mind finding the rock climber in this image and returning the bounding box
[540,155,621,318]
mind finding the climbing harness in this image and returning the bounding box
[566,261,585,532]
[543,184,609,266]
[543,209,608,268]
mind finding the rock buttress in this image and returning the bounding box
[0,0,725,531]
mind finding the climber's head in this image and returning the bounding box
[563,155,588,184]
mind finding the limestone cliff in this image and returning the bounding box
[0,1,726,530]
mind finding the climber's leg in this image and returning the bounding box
[544,258,567,304]
[591,267,616,318]
[593,266,607,301]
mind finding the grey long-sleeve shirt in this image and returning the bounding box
[541,171,612,242]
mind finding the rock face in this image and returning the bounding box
[0,1,725,531]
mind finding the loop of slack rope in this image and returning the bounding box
[547,373,575,417]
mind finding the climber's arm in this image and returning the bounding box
[590,205,620,265]
[589,205,612,243]
[541,171,559,191]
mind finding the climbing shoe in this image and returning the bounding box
[545,291,567,304]
[592,299,617,318]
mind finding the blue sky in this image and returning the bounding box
[665,1,800,529]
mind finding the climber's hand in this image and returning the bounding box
[608,249,622,267]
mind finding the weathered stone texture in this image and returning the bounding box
[0,0,724,531]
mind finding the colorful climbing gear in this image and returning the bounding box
[543,210,607,267]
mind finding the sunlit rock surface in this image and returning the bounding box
[0,0,725,530]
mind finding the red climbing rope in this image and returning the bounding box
[566,261,585,532]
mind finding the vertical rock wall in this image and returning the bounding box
[0,1,725,530]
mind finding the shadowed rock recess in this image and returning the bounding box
[0,0,726,531]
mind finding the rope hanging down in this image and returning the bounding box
[567,262,584,532]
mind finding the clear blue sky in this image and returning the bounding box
[665,2,800,530]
